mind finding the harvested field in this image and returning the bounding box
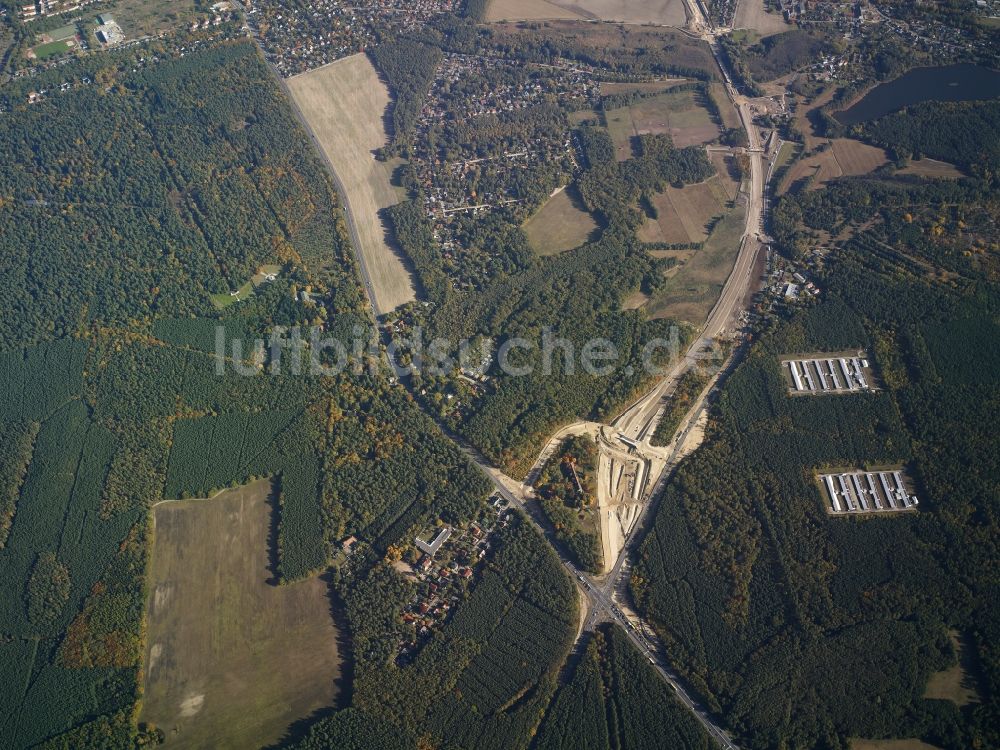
[850,741,943,750]
[141,480,343,749]
[638,193,688,245]
[485,0,583,21]
[623,289,650,309]
[544,0,686,25]
[734,0,790,37]
[710,152,741,199]
[900,158,964,179]
[287,53,416,314]
[709,82,742,130]
[601,79,689,95]
[831,138,888,174]
[923,631,981,706]
[639,177,729,245]
[605,89,719,160]
[645,203,746,325]
[522,186,600,255]
[779,138,887,194]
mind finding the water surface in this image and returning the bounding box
[835,64,1000,125]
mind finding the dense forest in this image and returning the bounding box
[439,19,721,81]
[534,625,711,750]
[336,514,577,750]
[0,42,363,347]
[0,40,508,748]
[533,435,602,573]
[854,99,1000,176]
[396,131,712,474]
[370,38,442,156]
[633,170,1000,748]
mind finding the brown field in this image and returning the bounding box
[791,86,837,150]
[851,740,943,750]
[605,89,719,160]
[639,177,729,245]
[709,82,742,130]
[100,0,199,37]
[645,203,746,325]
[622,289,650,309]
[831,138,888,174]
[543,0,687,25]
[638,193,688,245]
[734,0,790,37]
[141,480,342,749]
[601,79,690,95]
[710,152,741,199]
[522,186,600,255]
[485,0,583,21]
[900,158,964,179]
[569,107,601,125]
[490,22,720,81]
[923,631,981,706]
[287,54,416,314]
[779,138,888,194]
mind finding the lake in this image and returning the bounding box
[835,64,1000,126]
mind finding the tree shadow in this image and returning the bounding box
[264,476,282,586]
[259,572,355,749]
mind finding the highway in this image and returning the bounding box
[486,462,738,750]
[479,4,767,747]
[242,0,765,743]
[413,5,765,745]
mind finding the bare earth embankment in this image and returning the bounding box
[140,480,342,749]
[287,53,416,313]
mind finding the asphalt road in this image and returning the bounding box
[240,3,762,745]
[415,7,765,743]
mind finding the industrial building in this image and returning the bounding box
[784,352,874,394]
[820,469,918,515]
[95,15,124,46]
[415,526,452,557]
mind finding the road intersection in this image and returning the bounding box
[253,0,769,742]
[466,5,769,746]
